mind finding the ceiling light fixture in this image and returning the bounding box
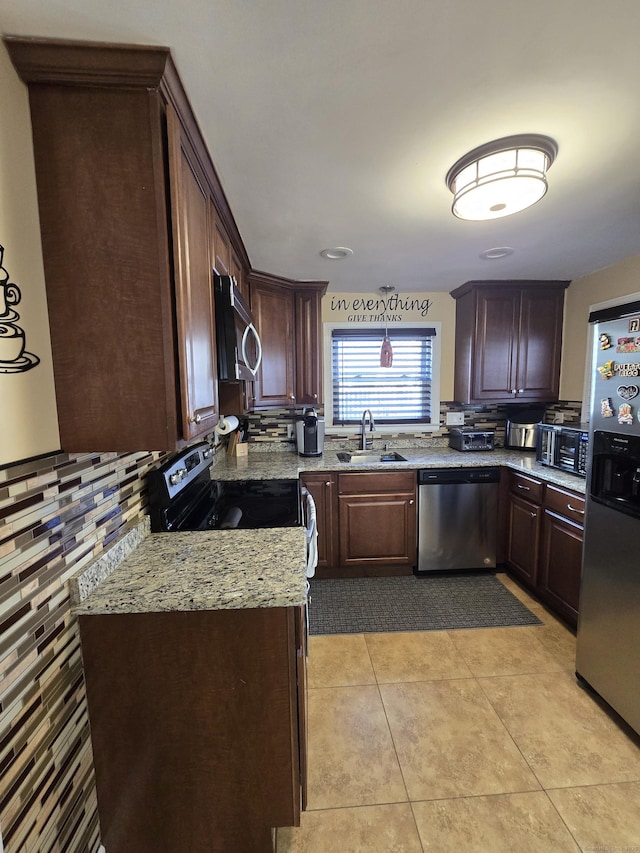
[379,285,396,294]
[320,247,353,260]
[446,134,557,221]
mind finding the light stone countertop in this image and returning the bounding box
[72,443,584,618]
[73,528,308,616]
[211,445,587,494]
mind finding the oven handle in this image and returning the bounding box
[301,487,318,579]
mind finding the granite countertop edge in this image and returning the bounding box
[72,527,308,617]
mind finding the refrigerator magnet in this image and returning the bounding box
[598,360,615,380]
[599,333,612,350]
[601,398,614,417]
[617,384,639,400]
[618,402,634,425]
[616,336,640,353]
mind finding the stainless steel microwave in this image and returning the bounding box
[536,423,589,477]
[213,274,262,381]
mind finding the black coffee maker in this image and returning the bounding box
[295,408,325,457]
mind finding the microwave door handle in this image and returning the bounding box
[241,323,262,378]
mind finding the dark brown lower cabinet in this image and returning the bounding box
[506,491,542,587]
[300,473,338,570]
[302,469,417,578]
[337,471,417,576]
[505,471,584,629]
[538,486,585,628]
[78,606,307,853]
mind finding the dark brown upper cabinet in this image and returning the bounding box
[248,271,327,410]
[451,280,569,405]
[5,37,250,452]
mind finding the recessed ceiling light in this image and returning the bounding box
[480,246,515,260]
[320,247,354,260]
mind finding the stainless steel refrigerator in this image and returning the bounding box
[576,298,640,735]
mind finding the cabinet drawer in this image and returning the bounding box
[544,484,586,525]
[338,470,416,495]
[508,471,544,504]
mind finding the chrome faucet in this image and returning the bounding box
[360,409,375,450]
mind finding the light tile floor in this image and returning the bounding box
[277,573,640,853]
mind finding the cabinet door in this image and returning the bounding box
[294,604,308,812]
[295,290,322,406]
[514,288,564,401]
[167,106,218,441]
[539,510,583,628]
[251,281,296,408]
[472,288,519,401]
[300,473,337,570]
[506,492,541,587]
[338,493,416,569]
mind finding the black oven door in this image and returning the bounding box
[214,479,302,529]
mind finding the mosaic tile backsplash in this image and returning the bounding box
[0,449,165,853]
[244,401,584,449]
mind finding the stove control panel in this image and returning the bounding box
[152,442,215,501]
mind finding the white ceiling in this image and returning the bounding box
[2,0,640,293]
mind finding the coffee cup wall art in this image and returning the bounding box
[0,244,40,373]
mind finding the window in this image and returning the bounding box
[325,323,440,430]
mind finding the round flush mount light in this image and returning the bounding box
[320,247,354,260]
[480,246,515,260]
[446,134,557,221]
[379,285,396,294]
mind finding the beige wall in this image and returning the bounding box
[0,43,59,464]
[560,254,640,401]
[322,290,456,399]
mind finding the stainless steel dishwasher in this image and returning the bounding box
[417,467,500,572]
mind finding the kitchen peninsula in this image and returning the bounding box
[73,528,308,853]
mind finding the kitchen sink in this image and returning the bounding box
[336,451,407,464]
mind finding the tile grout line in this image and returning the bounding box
[364,632,426,851]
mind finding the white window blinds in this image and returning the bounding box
[331,328,436,425]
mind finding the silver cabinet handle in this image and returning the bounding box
[516,483,531,491]
[530,511,536,518]
[241,322,263,378]
[409,499,415,505]
[567,503,585,515]
[190,413,202,424]
[325,481,331,487]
